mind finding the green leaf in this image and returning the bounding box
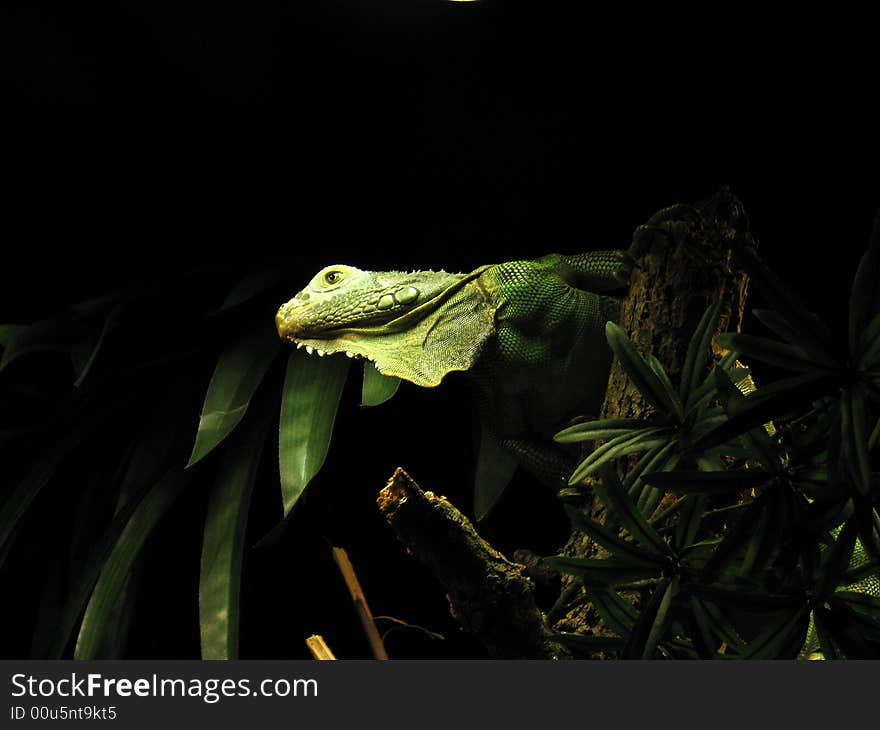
[187,323,281,468]
[213,269,283,314]
[680,300,722,403]
[595,465,671,556]
[812,601,880,659]
[555,633,627,654]
[0,457,62,568]
[564,506,666,566]
[675,494,707,550]
[74,472,186,659]
[715,333,826,374]
[49,396,183,659]
[623,576,674,659]
[474,426,519,521]
[543,556,660,586]
[699,599,746,652]
[849,243,880,358]
[605,321,682,417]
[85,572,139,659]
[0,412,103,567]
[646,354,684,422]
[199,413,270,660]
[695,372,839,452]
[691,583,803,612]
[853,506,880,566]
[740,490,776,576]
[634,445,680,519]
[858,311,880,365]
[554,418,643,444]
[835,591,880,620]
[752,309,837,367]
[815,519,858,598]
[642,469,773,495]
[813,613,846,659]
[700,493,769,581]
[734,246,833,354]
[624,439,674,496]
[278,350,350,516]
[688,595,720,658]
[0,320,71,372]
[569,427,672,484]
[586,587,637,635]
[685,360,750,417]
[70,304,123,388]
[740,607,809,659]
[361,361,401,407]
[841,386,871,495]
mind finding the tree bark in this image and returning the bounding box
[377,188,755,656]
[377,467,569,659]
[554,187,754,636]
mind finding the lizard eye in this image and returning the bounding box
[323,270,344,285]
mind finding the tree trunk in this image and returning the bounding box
[378,188,755,656]
[553,187,754,637]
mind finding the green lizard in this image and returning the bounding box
[276,250,880,658]
[275,250,631,444]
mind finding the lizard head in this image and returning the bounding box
[275,263,495,387]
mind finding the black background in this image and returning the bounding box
[1,1,877,659]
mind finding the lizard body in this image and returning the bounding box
[275,250,630,440]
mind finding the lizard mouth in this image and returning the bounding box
[287,337,371,362]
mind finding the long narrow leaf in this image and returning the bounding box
[623,576,673,659]
[187,323,281,468]
[859,311,880,363]
[695,372,839,452]
[199,413,270,660]
[624,440,672,495]
[595,465,670,555]
[686,361,750,417]
[752,309,837,367]
[555,418,643,444]
[646,354,684,422]
[43,398,180,658]
[642,469,773,495]
[606,321,681,417]
[815,519,859,598]
[555,633,627,654]
[700,493,768,581]
[0,413,102,568]
[680,300,721,402]
[474,426,519,521]
[689,595,720,658]
[564,506,666,565]
[716,333,826,374]
[835,591,880,620]
[75,472,186,659]
[544,556,660,586]
[586,587,637,635]
[734,246,833,353]
[361,361,401,407]
[213,269,283,314]
[850,244,880,357]
[675,494,707,550]
[70,304,123,388]
[278,350,350,515]
[842,386,871,495]
[568,427,670,484]
[0,320,71,372]
[740,607,809,659]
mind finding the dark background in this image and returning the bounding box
[1,1,876,658]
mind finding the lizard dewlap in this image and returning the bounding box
[276,251,630,440]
